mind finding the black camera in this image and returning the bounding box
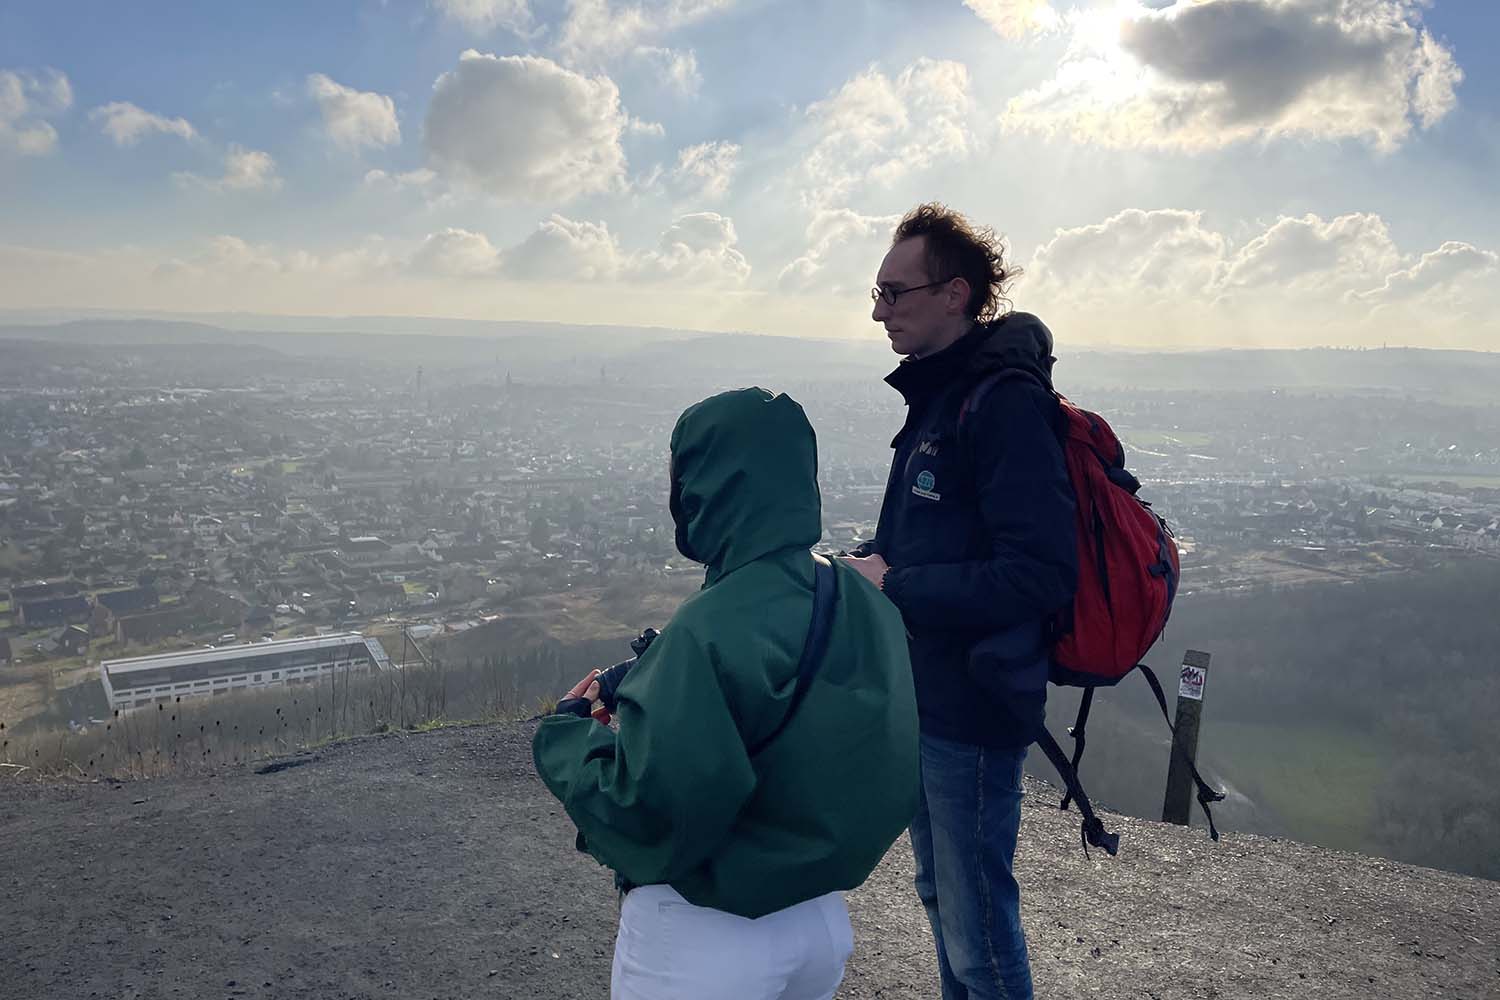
[594,627,660,712]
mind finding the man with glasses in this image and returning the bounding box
[841,203,1077,1000]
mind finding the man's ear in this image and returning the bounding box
[947,277,971,315]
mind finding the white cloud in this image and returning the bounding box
[431,0,535,35]
[418,212,750,285]
[306,74,400,151]
[6,209,1496,346]
[174,145,282,192]
[671,140,739,201]
[633,211,749,283]
[1354,241,1500,308]
[778,208,901,295]
[154,234,394,281]
[159,235,288,277]
[556,0,733,64]
[635,47,701,95]
[219,146,282,191]
[627,116,666,136]
[964,0,1059,39]
[363,167,439,190]
[502,215,627,281]
[1027,208,1408,307]
[0,67,72,156]
[1003,0,1462,152]
[799,59,974,208]
[1023,209,1245,304]
[411,227,506,277]
[1218,212,1401,295]
[89,102,196,146]
[1017,207,1500,346]
[424,50,630,202]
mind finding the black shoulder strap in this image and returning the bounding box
[1058,687,1095,812]
[1138,664,1226,840]
[957,366,1055,432]
[1036,725,1120,857]
[748,554,838,756]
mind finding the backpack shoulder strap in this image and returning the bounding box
[958,369,1039,429]
[956,363,1063,440]
[1036,725,1120,857]
[748,554,838,756]
[1137,664,1227,840]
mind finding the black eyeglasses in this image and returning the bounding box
[870,277,956,306]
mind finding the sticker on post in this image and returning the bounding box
[1178,663,1206,701]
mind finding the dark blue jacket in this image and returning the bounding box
[859,314,1077,749]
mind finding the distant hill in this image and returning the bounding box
[1058,347,1500,403]
[2,316,1497,397]
[0,318,705,368]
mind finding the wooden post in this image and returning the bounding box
[1161,649,1212,827]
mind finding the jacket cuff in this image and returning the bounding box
[881,565,909,608]
[553,697,594,719]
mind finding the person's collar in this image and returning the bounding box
[884,321,986,403]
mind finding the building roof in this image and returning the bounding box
[101,633,390,693]
[96,587,160,614]
[19,595,91,620]
[12,580,82,602]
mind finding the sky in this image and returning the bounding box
[1,0,1498,349]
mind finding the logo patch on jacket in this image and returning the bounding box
[912,470,941,501]
[918,438,941,457]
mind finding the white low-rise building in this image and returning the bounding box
[99,633,392,712]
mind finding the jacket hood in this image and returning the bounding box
[972,311,1056,388]
[669,388,822,583]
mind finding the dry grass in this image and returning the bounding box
[2,655,534,783]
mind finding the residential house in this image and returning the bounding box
[17,594,92,628]
[93,586,161,634]
[12,580,82,603]
[57,624,90,656]
[116,605,204,646]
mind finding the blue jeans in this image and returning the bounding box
[909,733,1032,1000]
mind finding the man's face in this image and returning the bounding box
[871,236,965,358]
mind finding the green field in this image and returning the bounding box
[1202,720,1389,856]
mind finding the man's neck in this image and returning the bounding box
[910,319,977,360]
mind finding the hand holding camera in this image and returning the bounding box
[553,628,660,724]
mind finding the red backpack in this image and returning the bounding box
[961,372,1222,855]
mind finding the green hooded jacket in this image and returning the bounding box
[532,388,919,919]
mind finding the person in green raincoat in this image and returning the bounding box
[533,387,919,1000]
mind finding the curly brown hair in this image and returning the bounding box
[891,203,1019,322]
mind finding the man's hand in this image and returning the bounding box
[840,553,890,591]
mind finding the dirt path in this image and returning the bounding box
[3,721,1496,999]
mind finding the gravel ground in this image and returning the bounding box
[2,720,1496,1000]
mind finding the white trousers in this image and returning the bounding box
[611,884,854,1000]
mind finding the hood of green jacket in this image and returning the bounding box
[669,388,822,584]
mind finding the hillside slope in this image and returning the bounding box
[2,721,1495,999]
